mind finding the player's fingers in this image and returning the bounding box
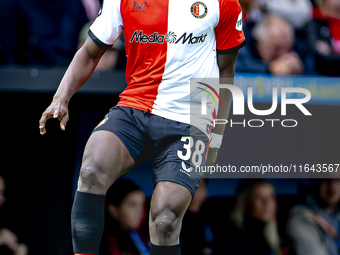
[39,109,55,134]
[53,109,60,118]
[60,113,69,131]
[39,112,49,135]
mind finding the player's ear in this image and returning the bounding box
[108,204,119,219]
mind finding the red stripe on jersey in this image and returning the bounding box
[117,0,169,112]
[74,254,95,255]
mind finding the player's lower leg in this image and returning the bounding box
[149,181,192,255]
[149,208,182,255]
[71,159,108,255]
[71,191,105,255]
[150,244,181,255]
[71,131,135,255]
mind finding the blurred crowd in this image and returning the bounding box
[0,0,124,71]
[0,175,27,255]
[1,0,340,75]
[1,173,340,255]
[98,178,340,255]
[99,178,340,255]
[236,0,340,76]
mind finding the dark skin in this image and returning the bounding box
[206,52,238,166]
[39,37,238,245]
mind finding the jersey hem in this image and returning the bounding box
[88,29,113,49]
[116,102,210,139]
[151,108,210,139]
[117,101,150,113]
[217,40,246,54]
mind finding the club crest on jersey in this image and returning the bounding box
[191,2,208,19]
[95,114,109,128]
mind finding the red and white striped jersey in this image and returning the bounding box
[89,0,245,133]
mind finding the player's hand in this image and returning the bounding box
[39,98,69,135]
[206,148,219,166]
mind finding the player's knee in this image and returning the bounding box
[78,160,107,194]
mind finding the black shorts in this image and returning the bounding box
[93,106,209,197]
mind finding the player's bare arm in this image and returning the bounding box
[39,38,107,135]
[206,51,239,166]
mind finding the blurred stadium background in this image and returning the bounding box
[0,0,340,254]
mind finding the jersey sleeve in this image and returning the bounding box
[215,0,246,54]
[88,0,124,49]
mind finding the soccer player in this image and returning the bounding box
[39,0,245,255]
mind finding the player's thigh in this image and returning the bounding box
[150,124,209,198]
[78,130,135,193]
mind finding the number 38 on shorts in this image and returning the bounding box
[177,136,208,174]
